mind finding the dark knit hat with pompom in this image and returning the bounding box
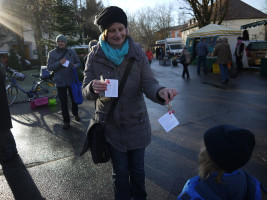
[204,124,255,172]
[94,6,127,32]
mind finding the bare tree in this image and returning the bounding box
[128,3,174,47]
[128,8,156,48]
[24,0,53,65]
[153,4,173,40]
[180,0,229,28]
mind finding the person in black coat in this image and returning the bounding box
[0,64,18,163]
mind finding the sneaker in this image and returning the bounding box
[74,115,80,122]
[63,122,70,129]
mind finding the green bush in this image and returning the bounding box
[7,49,22,71]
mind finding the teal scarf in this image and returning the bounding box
[99,34,129,65]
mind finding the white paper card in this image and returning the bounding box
[62,60,69,67]
[105,79,118,97]
[158,112,179,133]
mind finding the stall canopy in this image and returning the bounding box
[187,24,242,38]
[241,19,267,29]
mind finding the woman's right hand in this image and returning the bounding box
[92,79,107,94]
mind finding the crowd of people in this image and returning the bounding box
[1,5,266,200]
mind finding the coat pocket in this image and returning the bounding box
[119,110,148,129]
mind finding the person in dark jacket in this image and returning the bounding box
[234,36,244,71]
[196,38,209,75]
[213,37,232,84]
[47,35,81,129]
[0,64,18,163]
[83,39,98,67]
[181,46,191,79]
[82,6,177,200]
[178,124,266,200]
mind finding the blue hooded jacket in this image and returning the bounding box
[178,170,262,200]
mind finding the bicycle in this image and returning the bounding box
[5,67,57,106]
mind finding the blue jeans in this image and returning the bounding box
[110,145,147,200]
[197,56,207,74]
[219,64,229,82]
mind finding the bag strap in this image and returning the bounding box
[60,48,69,60]
[103,57,135,127]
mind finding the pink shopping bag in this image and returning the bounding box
[30,97,49,109]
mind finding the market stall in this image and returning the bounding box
[186,24,242,71]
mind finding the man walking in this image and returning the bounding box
[234,36,244,71]
[47,34,81,129]
[213,37,232,84]
[196,38,209,75]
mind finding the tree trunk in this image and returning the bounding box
[32,23,46,66]
[15,25,26,70]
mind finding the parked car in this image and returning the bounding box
[245,41,267,66]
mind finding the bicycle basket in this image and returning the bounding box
[14,72,26,81]
[40,66,50,79]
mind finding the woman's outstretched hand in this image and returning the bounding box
[158,88,178,104]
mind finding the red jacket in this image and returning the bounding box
[145,50,153,60]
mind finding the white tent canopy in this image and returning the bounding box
[188,24,242,38]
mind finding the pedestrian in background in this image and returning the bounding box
[181,46,191,79]
[213,37,232,84]
[178,124,267,199]
[145,48,153,64]
[196,38,209,75]
[156,47,160,59]
[83,39,98,67]
[234,36,244,71]
[47,34,81,129]
[0,64,18,163]
[82,6,177,200]
[88,39,98,53]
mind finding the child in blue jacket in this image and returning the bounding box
[178,124,267,200]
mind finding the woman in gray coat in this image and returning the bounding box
[82,6,177,200]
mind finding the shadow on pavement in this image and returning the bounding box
[10,104,87,156]
[1,154,45,200]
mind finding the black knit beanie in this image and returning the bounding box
[204,124,255,173]
[94,6,127,32]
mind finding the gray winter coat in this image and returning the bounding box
[47,47,81,87]
[82,36,165,152]
[182,49,191,64]
[213,43,232,65]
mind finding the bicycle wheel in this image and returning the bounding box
[6,84,18,106]
[35,81,57,99]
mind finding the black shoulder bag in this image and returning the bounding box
[80,58,134,164]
